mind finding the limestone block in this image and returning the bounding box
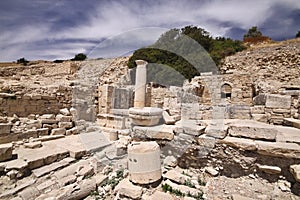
[0,123,12,135]
[40,114,55,119]
[266,94,291,109]
[36,128,49,136]
[196,135,216,148]
[257,164,281,174]
[114,178,143,200]
[163,110,176,125]
[253,94,267,105]
[142,191,173,200]
[58,174,77,187]
[220,136,257,151]
[41,119,58,124]
[0,143,13,161]
[250,106,265,114]
[60,108,70,116]
[228,120,277,141]
[290,164,300,182]
[56,114,72,122]
[128,141,161,184]
[163,156,178,167]
[231,194,256,200]
[18,186,40,200]
[51,128,66,135]
[205,166,219,176]
[251,114,268,123]
[164,169,191,184]
[163,179,201,196]
[57,179,96,200]
[58,122,73,129]
[66,127,79,135]
[77,165,94,178]
[175,120,206,136]
[256,141,300,159]
[205,124,228,139]
[283,118,300,129]
[132,125,174,140]
[24,141,42,149]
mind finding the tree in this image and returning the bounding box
[243,26,271,44]
[17,57,29,66]
[71,53,87,61]
[296,31,300,38]
[243,26,262,38]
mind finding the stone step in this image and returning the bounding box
[32,157,75,178]
[276,126,300,143]
[283,118,300,129]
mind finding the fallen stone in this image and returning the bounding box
[163,110,176,125]
[142,190,173,200]
[228,120,277,141]
[32,157,75,178]
[36,179,57,191]
[251,114,268,123]
[58,174,77,187]
[114,178,143,200]
[56,115,73,122]
[41,119,58,124]
[54,160,89,179]
[283,118,300,129]
[205,167,219,176]
[250,106,265,114]
[58,122,73,129]
[18,186,40,200]
[290,164,300,183]
[4,159,28,171]
[163,156,178,167]
[220,137,257,151]
[257,164,281,174]
[94,173,108,186]
[256,141,300,159]
[175,120,206,136]
[40,114,55,120]
[164,169,191,184]
[36,128,49,136]
[0,143,13,161]
[132,125,174,140]
[205,124,228,139]
[231,194,256,200]
[66,127,78,135]
[163,179,201,196]
[0,123,12,135]
[31,135,65,142]
[0,178,36,198]
[24,141,42,149]
[60,108,70,116]
[77,165,94,178]
[196,135,216,148]
[51,128,66,135]
[57,178,96,200]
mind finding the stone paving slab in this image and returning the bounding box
[276,126,300,143]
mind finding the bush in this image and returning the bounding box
[71,53,87,61]
[243,26,271,44]
[17,57,29,66]
[296,31,300,38]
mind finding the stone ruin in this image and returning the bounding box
[0,40,300,199]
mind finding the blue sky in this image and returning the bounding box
[0,0,299,61]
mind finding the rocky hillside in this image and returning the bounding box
[221,38,300,93]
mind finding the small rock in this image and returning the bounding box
[60,108,70,116]
[24,141,42,149]
[290,164,300,183]
[205,167,219,176]
[163,156,178,167]
[257,164,281,174]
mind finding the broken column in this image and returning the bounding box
[134,60,147,108]
[128,60,162,126]
[127,141,161,184]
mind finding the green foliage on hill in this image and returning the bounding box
[71,53,87,61]
[296,31,300,38]
[128,26,245,82]
[17,57,29,66]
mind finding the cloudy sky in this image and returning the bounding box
[0,0,299,61]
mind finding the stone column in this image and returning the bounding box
[134,60,147,108]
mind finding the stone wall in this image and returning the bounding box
[0,89,72,117]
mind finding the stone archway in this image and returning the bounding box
[221,83,232,99]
